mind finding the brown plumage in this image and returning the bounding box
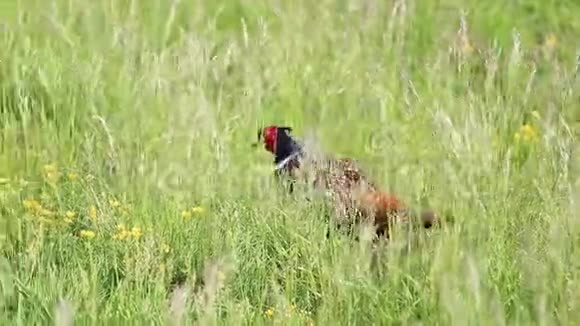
[253,125,439,240]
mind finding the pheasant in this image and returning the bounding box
[252,125,439,240]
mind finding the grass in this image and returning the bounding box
[1,0,580,324]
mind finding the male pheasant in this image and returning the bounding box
[252,125,439,240]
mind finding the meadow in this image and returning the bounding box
[1,0,580,324]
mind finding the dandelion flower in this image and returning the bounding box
[79,230,96,239]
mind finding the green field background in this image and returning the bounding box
[1,0,579,324]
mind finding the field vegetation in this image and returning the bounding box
[1,0,580,324]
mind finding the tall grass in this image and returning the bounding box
[1,0,579,324]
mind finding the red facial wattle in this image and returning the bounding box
[262,126,278,154]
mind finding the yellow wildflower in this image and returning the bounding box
[89,205,97,221]
[130,227,143,240]
[67,172,79,182]
[79,230,96,239]
[63,211,76,225]
[514,124,539,143]
[113,230,130,240]
[113,224,142,240]
[264,308,274,318]
[181,210,192,219]
[113,224,130,240]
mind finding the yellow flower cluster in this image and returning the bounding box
[79,229,96,239]
[22,198,55,217]
[514,124,539,143]
[22,197,84,228]
[112,224,143,241]
[63,211,76,225]
[107,196,131,216]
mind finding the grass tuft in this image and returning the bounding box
[1,0,579,324]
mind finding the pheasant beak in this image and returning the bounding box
[251,127,263,148]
